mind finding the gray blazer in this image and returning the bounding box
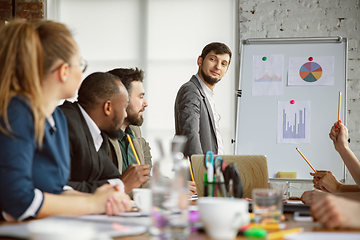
[174,75,218,158]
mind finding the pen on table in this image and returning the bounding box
[296,148,317,173]
[267,227,304,240]
[127,134,141,165]
[248,223,287,230]
[188,156,195,182]
[338,91,341,122]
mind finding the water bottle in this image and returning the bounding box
[150,136,189,239]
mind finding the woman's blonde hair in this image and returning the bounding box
[0,21,44,146]
[32,20,77,75]
[0,20,76,146]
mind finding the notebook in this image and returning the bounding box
[190,154,269,198]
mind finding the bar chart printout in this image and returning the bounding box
[277,101,311,144]
[283,108,305,138]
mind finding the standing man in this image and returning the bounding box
[174,42,232,158]
[107,68,152,192]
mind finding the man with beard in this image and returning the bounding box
[174,42,232,158]
[107,68,197,196]
[106,68,152,193]
[60,72,144,194]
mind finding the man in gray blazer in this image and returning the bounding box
[175,42,232,158]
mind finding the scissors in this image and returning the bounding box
[204,151,226,197]
[204,151,224,176]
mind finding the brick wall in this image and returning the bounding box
[239,0,360,183]
[0,0,44,21]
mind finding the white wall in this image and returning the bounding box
[47,0,238,160]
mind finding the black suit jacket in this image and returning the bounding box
[60,101,121,193]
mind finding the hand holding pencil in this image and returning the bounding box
[329,121,349,152]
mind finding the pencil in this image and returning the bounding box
[296,148,317,173]
[248,223,287,230]
[127,134,141,165]
[267,227,303,240]
[338,91,341,121]
[188,157,195,182]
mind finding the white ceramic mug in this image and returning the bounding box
[197,197,250,240]
[133,188,152,215]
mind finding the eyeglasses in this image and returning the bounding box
[79,59,88,73]
[50,58,88,73]
[69,58,88,73]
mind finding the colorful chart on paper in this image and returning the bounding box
[288,56,334,86]
[299,62,323,82]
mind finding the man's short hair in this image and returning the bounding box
[200,42,232,65]
[107,67,144,94]
[78,72,121,110]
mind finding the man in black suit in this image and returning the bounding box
[60,72,149,193]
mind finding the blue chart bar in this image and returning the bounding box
[283,108,306,139]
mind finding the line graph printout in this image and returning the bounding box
[252,54,284,96]
[277,101,311,144]
[288,56,334,86]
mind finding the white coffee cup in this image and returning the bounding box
[133,188,152,215]
[197,197,250,240]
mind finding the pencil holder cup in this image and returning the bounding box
[203,181,227,197]
[198,197,250,239]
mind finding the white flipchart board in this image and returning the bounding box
[235,37,347,180]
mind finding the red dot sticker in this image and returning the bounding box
[290,100,295,104]
[308,57,313,61]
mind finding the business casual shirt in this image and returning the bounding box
[118,127,138,172]
[195,74,225,154]
[78,104,102,152]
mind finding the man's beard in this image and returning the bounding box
[103,114,122,139]
[201,68,221,86]
[126,106,144,126]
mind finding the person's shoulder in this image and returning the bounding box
[8,95,32,111]
[53,106,67,124]
[58,101,83,129]
[5,96,35,134]
[7,96,34,121]
[59,100,75,110]
[129,125,141,137]
[59,100,79,117]
[178,77,201,93]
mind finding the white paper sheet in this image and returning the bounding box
[288,56,334,86]
[252,54,284,96]
[286,232,360,240]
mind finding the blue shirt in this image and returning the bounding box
[0,96,70,220]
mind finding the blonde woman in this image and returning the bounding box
[0,20,131,221]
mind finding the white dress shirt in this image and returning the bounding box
[195,74,225,154]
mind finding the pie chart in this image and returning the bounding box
[299,62,322,82]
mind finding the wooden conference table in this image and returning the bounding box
[1,212,360,240]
